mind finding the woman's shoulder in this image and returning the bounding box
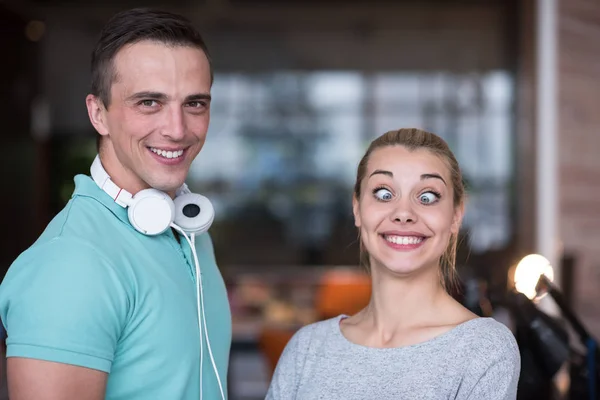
[291,315,345,342]
[281,315,346,355]
[270,316,344,368]
[461,317,516,343]
[455,317,519,360]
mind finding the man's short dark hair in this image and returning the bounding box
[91,8,213,109]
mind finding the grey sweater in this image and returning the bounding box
[266,315,520,400]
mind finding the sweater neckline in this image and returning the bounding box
[333,314,491,352]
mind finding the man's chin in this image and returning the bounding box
[146,179,186,196]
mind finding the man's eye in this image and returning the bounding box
[188,101,207,108]
[140,100,157,107]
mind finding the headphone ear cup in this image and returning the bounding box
[173,193,214,235]
[128,189,175,235]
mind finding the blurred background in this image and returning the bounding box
[1,0,599,399]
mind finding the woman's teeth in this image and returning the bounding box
[384,235,424,245]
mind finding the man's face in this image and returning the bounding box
[87,40,212,196]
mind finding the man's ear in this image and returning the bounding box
[451,201,465,235]
[353,195,361,228]
[86,94,109,136]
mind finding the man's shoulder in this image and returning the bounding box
[20,202,110,261]
[6,235,117,287]
[34,194,105,238]
[23,192,127,259]
[59,193,126,236]
[20,234,104,260]
[7,198,122,285]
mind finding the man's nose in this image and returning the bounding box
[162,107,186,140]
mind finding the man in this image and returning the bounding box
[0,8,231,400]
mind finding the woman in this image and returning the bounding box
[266,128,520,399]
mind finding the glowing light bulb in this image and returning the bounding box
[514,254,554,300]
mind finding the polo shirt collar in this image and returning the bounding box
[72,174,131,228]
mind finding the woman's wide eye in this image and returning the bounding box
[419,192,438,204]
[374,188,393,201]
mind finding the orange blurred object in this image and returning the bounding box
[315,268,372,319]
[258,327,296,375]
[259,268,371,377]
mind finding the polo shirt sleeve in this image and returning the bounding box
[0,237,130,373]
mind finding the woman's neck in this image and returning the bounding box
[361,264,451,337]
[340,262,476,349]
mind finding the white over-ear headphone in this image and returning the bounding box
[90,155,225,400]
[90,155,214,236]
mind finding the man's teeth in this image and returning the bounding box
[150,148,184,159]
[384,235,424,245]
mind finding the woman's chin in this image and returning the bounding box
[372,258,439,279]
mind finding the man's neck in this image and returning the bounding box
[99,148,150,197]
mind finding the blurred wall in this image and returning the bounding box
[34,2,513,136]
[557,0,600,336]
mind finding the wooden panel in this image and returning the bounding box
[514,0,537,256]
[558,0,600,336]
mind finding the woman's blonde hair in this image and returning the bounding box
[353,128,465,293]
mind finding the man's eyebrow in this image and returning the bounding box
[125,91,168,102]
[185,93,212,102]
[124,92,212,103]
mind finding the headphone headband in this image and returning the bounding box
[90,155,190,208]
[176,182,192,197]
[90,155,133,207]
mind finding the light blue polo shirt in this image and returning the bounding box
[0,174,232,399]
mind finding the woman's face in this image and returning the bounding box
[353,145,463,278]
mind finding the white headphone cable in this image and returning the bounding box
[171,223,225,400]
